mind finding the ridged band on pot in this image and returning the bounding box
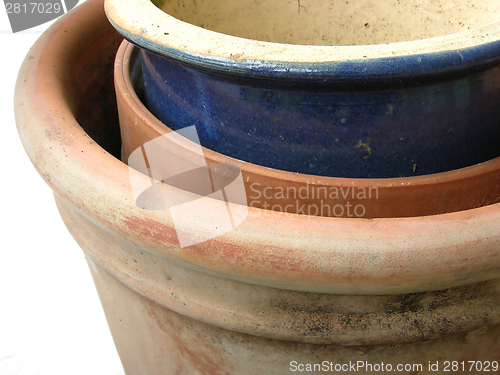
[15,0,500,366]
[55,194,500,346]
[115,40,500,218]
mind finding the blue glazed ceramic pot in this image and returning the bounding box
[105,0,500,178]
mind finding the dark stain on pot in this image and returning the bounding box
[260,279,500,345]
[386,293,424,313]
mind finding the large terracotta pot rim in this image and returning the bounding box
[118,41,500,192]
[16,0,500,294]
[104,0,500,81]
[15,0,500,360]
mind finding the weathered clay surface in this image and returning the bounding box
[15,0,500,372]
[84,248,500,374]
[54,195,500,346]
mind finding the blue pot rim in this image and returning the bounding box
[105,0,500,82]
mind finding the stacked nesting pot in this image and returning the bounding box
[15,0,500,373]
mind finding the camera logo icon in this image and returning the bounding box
[127,126,248,248]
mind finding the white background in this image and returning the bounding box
[0,1,126,373]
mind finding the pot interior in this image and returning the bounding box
[155,0,499,46]
[73,37,123,159]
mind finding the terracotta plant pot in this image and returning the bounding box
[115,40,500,218]
[15,0,500,373]
[106,0,500,178]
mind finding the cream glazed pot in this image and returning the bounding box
[15,0,500,373]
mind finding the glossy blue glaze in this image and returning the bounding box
[135,47,500,178]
